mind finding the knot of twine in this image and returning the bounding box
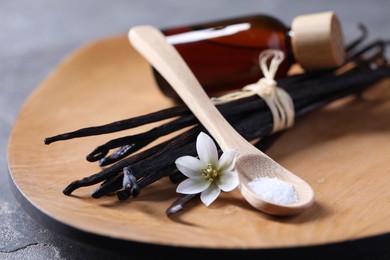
[211,49,295,133]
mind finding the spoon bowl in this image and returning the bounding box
[128,25,314,216]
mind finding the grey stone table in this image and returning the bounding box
[1,1,389,259]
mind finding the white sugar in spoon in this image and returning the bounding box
[129,25,314,216]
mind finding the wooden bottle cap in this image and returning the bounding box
[291,11,346,70]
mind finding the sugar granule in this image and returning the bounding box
[248,176,298,204]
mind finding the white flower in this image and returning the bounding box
[175,132,239,206]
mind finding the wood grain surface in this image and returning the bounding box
[7,35,390,250]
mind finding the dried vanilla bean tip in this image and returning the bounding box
[123,167,139,192]
[117,166,175,200]
[98,144,135,166]
[117,167,140,200]
[92,176,121,198]
[166,194,198,216]
[91,174,123,198]
[86,115,196,162]
[114,163,154,200]
[44,105,190,144]
[121,142,198,195]
[345,23,369,53]
[349,39,388,63]
[98,174,121,196]
[87,139,148,163]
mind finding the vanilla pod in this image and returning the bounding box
[45,36,390,214]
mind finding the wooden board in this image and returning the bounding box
[7,35,390,253]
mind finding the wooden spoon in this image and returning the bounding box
[128,25,314,216]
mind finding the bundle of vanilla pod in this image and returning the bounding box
[44,26,390,215]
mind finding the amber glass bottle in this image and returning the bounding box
[152,11,345,100]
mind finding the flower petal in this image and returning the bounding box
[217,149,238,171]
[176,178,211,194]
[196,132,218,165]
[216,170,239,192]
[200,183,221,206]
[175,156,203,179]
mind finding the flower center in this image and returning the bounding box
[201,163,220,182]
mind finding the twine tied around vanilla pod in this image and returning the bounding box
[211,49,295,133]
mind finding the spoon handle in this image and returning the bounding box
[129,25,315,216]
[129,25,251,151]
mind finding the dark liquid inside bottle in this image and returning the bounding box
[152,14,296,101]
